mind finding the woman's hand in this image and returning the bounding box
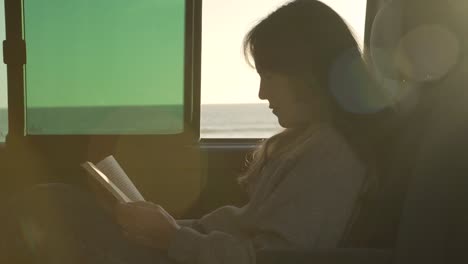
[114,201,181,250]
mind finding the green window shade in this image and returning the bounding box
[23,0,186,135]
[0,3,7,143]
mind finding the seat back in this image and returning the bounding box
[342,0,468,250]
[393,73,468,264]
[340,110,430,248]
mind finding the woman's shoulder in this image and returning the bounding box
[262,124,366,207]
[294,124,365,178]
[300,124,358,159]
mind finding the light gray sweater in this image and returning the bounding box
[168,126,366,264]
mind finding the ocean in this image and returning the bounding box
[201,103,283,138]
[0,104,283,142]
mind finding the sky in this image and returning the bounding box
[201,0,367,104]
[0,0,367,108]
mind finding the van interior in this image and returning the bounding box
[1,0,468,263]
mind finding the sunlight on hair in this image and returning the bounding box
[395,25,460,82]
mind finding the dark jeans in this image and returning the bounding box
[0,183,174,264]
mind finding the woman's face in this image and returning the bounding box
[258,71,321,128]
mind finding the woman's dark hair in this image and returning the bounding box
[244,0,359,89]
[239,0,395,191]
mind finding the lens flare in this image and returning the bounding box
[370,0,461,83]
[395,24,460,82]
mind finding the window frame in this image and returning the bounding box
[4,0,378,148]
[4,0,202,146]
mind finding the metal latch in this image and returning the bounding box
[3,39,26,65]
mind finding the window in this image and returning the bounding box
[23,0,187,135]
[0,3,7,143]
[200,0,367,139]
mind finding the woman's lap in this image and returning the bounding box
[0,183,173,264]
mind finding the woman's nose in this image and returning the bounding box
[258,80,267,100]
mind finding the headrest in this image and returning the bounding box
[368,0,462,112]
[371,0,461,83]
[328,0,463,114]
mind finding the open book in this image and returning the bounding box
[81,155,145,203]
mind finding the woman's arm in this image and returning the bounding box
[168,226,256,264]
[115,129,366,264]
[115,202,255,264]
[176,219,197,227]
[167,134,366,264]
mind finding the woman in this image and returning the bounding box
[1,1,391,263]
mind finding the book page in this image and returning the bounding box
[81,162,132,203]
[96,155,145,202]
